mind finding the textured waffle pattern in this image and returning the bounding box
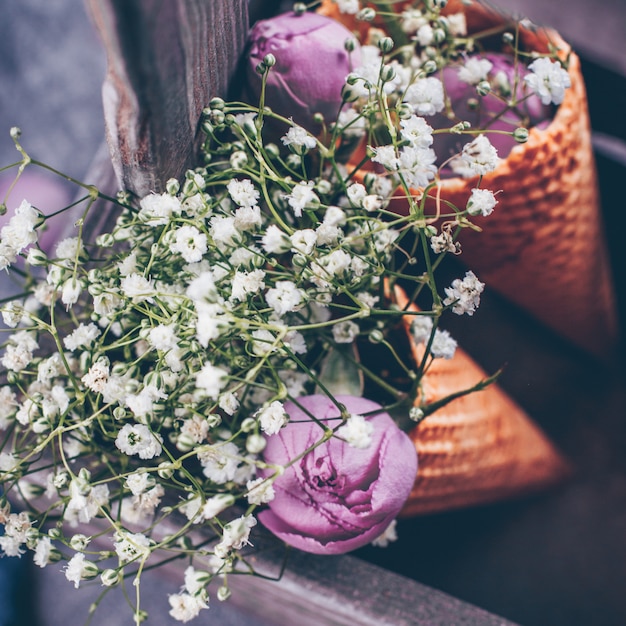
[396,289,571,516]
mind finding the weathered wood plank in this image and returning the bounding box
[85,0,249,198]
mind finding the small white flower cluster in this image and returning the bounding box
[0,200,40,270]
[0,3,571,619]
[525,57,572,105]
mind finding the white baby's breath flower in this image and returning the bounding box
[404,77,445,116]
[398,146,437,188]
[285,181,319,217]
[138,192,182,224]
[336,413,373,449]
[371,519,398,547]
[265,281,304,316]
[113,531,152,564]
[443,270,485,316]
[218,392,240,416]
[199,441,241,484]
[227,178,260,208]
[81,359,110,393]
[430,328,457,359]
[458,57,493,85]
[466,188,498,216]
[61,278,82,308]
[115,423,163,459]
[332,320,360,344]
[195,362,229,400]
[215,515,256,557]
[230,269,266,302]
[148,323,178,351]
[199,494,235,522]
[120,273,154,302]
[416,23,434,46]
[410,315,434,344]
[246,477,275,505]
[337,107,366,137]
[281,124,316,150]
[250,329,277,357]
[125,472,153,496]
[400,115,434,148]
[447,13,467,36]
[64,553,88,588]
[0,387,17,429]
[525,57,571,105]
[33,536,55,567]
[290,229,317,255]
[210,215,239,249]
[54,237,83,261]
[168,592,209,623]
[256,401,288,436]
[346,183,367,207]
[370,145,399,170]
[234,204,262,231]
[334,0,360,14]
[169,224,208,263]
[63,322,101,351]
[261,224,291,254]
[452,135,500,177]
[126,385,168,419]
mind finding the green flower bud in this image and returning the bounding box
[513,127,529,143]
[70,534,90,551]
[101,569,123,587]
[380,65,396,83]
[357,8,376,22]
[246,433,267,454]
[476,80,491,96]
[209,109,225,125]
[165,178,180,195]
[157,462,175,480]
[217,586,232,602]
[368,329,384,344]
[241,417,257,433]
[502,32,515,45]
[209,97,225,110]
[423,59,438,74]
[82,560,100,580]
[378,37,394,53]
[293,2,307,15]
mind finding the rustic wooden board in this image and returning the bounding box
[85,0,249,198]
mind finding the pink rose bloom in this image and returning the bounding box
[258,394,417,555]
[434,52,552,165]
[247,12,360,130]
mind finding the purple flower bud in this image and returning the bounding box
[258,394,417,554]
[247,12,361,130]
[433,52,552,163]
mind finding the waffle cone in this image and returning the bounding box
[394,287,571,516]
[320,0,619,358]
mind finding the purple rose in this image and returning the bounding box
[258,394,417,554]
[433,52,552,163]
[247,12,360,130]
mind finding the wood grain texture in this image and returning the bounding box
[85,0,248,198]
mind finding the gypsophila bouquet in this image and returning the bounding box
[0,1,571,623]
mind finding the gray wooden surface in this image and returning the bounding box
[85,0,248,198]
